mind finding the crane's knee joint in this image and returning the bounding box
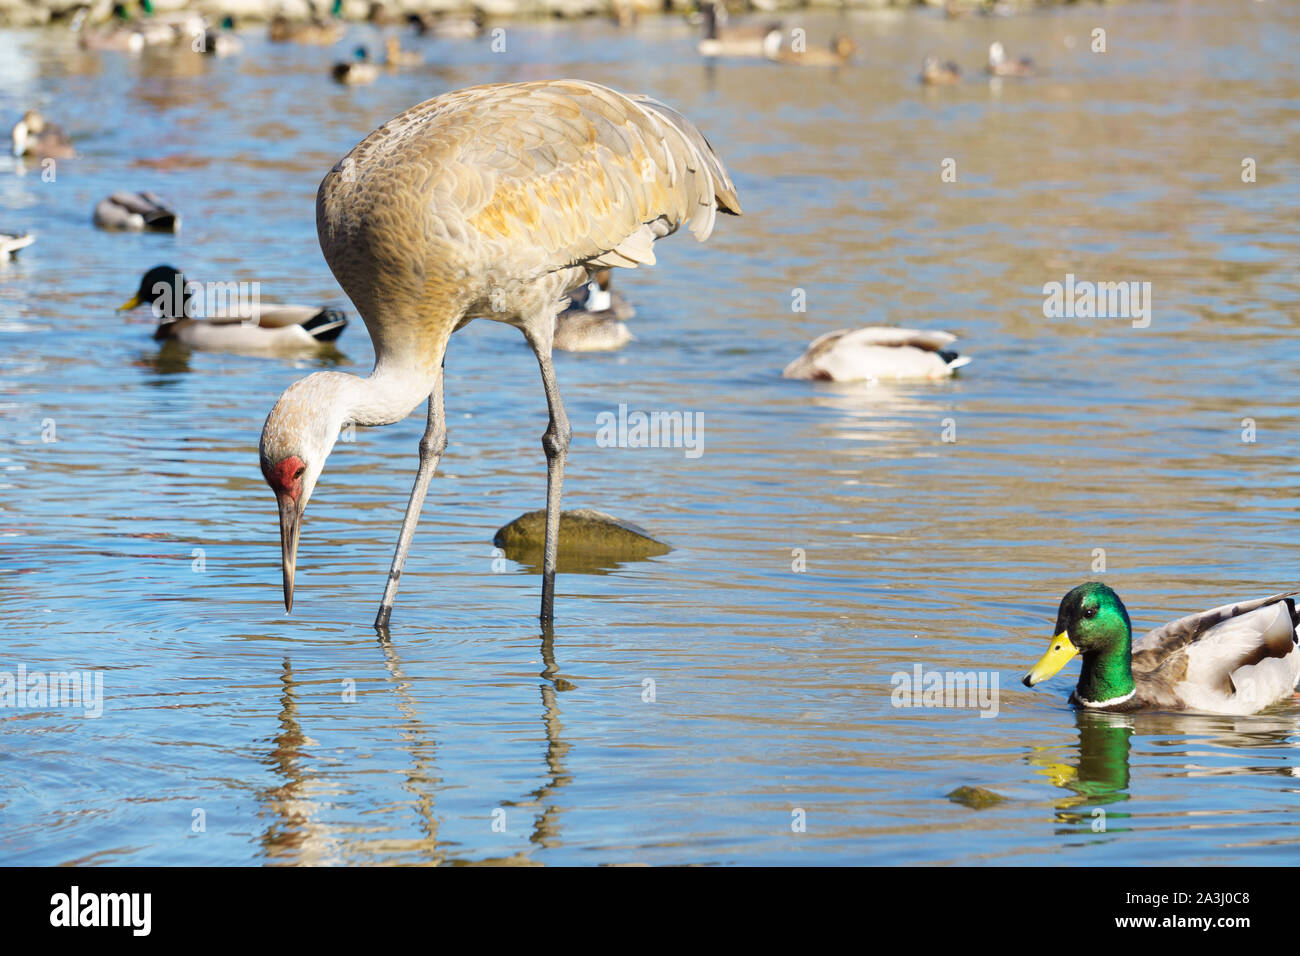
[419,427,447,460]
[542,425,571,460]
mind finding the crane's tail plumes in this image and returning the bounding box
[627,92,743,241]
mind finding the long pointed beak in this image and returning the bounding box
[1023,631,1079,687]
[278,494,301,613]
[117,294,141,311]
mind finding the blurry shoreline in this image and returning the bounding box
[0,0,1125,30]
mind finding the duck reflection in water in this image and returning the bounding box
[1027,710,1133,835]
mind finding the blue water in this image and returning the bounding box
[2,0,1300,864]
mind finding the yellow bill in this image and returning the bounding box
[1023,631,1079,687]
[117,294,141,311]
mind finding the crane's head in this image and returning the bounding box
[259,373,349,613]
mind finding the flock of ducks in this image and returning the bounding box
[693,1,1033,81]
[7,3,976,376]
[921,40,1034,85]
[9,6,1299,715]
[74,3,241,55]
[697,1,856,67]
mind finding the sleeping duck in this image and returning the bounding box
[11,110,75,160]
[783,327,971,382]
[93,192,180,232]
[0,232,34,258]
[118,265,347,352]
[554,270,635,353]
[1024,582,1300,715]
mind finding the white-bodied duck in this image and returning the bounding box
[783,327,971,382]
[119,264,348,352]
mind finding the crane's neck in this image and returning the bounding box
[340,359,441,427]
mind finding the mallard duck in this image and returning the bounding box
[93,192,180,232]
[783,327,971,382]
[554,271,635,353]
[332,47,379,85]
[200,16,242,57]
[987,41,1034,77]
[11,110,75,160]
[1024,583,1300,715]
[406,10,485,39]
[269,0,344,45]
[920,55,961,86]
[766,34,856,67]
[383,35,422,69]
[74,4,147,53]
[118,265,348,352]
[0,232,34,258]
[698,1,782,58]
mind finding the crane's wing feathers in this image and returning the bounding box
[317,80,739,361]
[339,80,739,278]
[458,81,739,267]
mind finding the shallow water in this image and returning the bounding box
[2,0,1300,865]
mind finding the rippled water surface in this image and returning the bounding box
[2,0,1300,865]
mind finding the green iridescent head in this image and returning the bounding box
[1024,582,1136,704]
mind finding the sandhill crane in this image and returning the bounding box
[258,80,741,629]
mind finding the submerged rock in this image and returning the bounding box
[945,786,1007,810]
[493,507,670,572]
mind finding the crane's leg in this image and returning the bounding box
[523,323,572,624]
[375,368,446,633]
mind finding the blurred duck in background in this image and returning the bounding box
[406,9,485,39]
[920,54,961,85]
[554,270,636,353]
[766,34,856,67]
[0,232,34,259]
[270,0,345,44]
[200,16,243,56]
[332,47,379,84]
[384,35,422,69]
[11,110,75,160]
[72,4,144,51]
[93,192,181,233]
[697,0,782,58]
[986,41,1034,77]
